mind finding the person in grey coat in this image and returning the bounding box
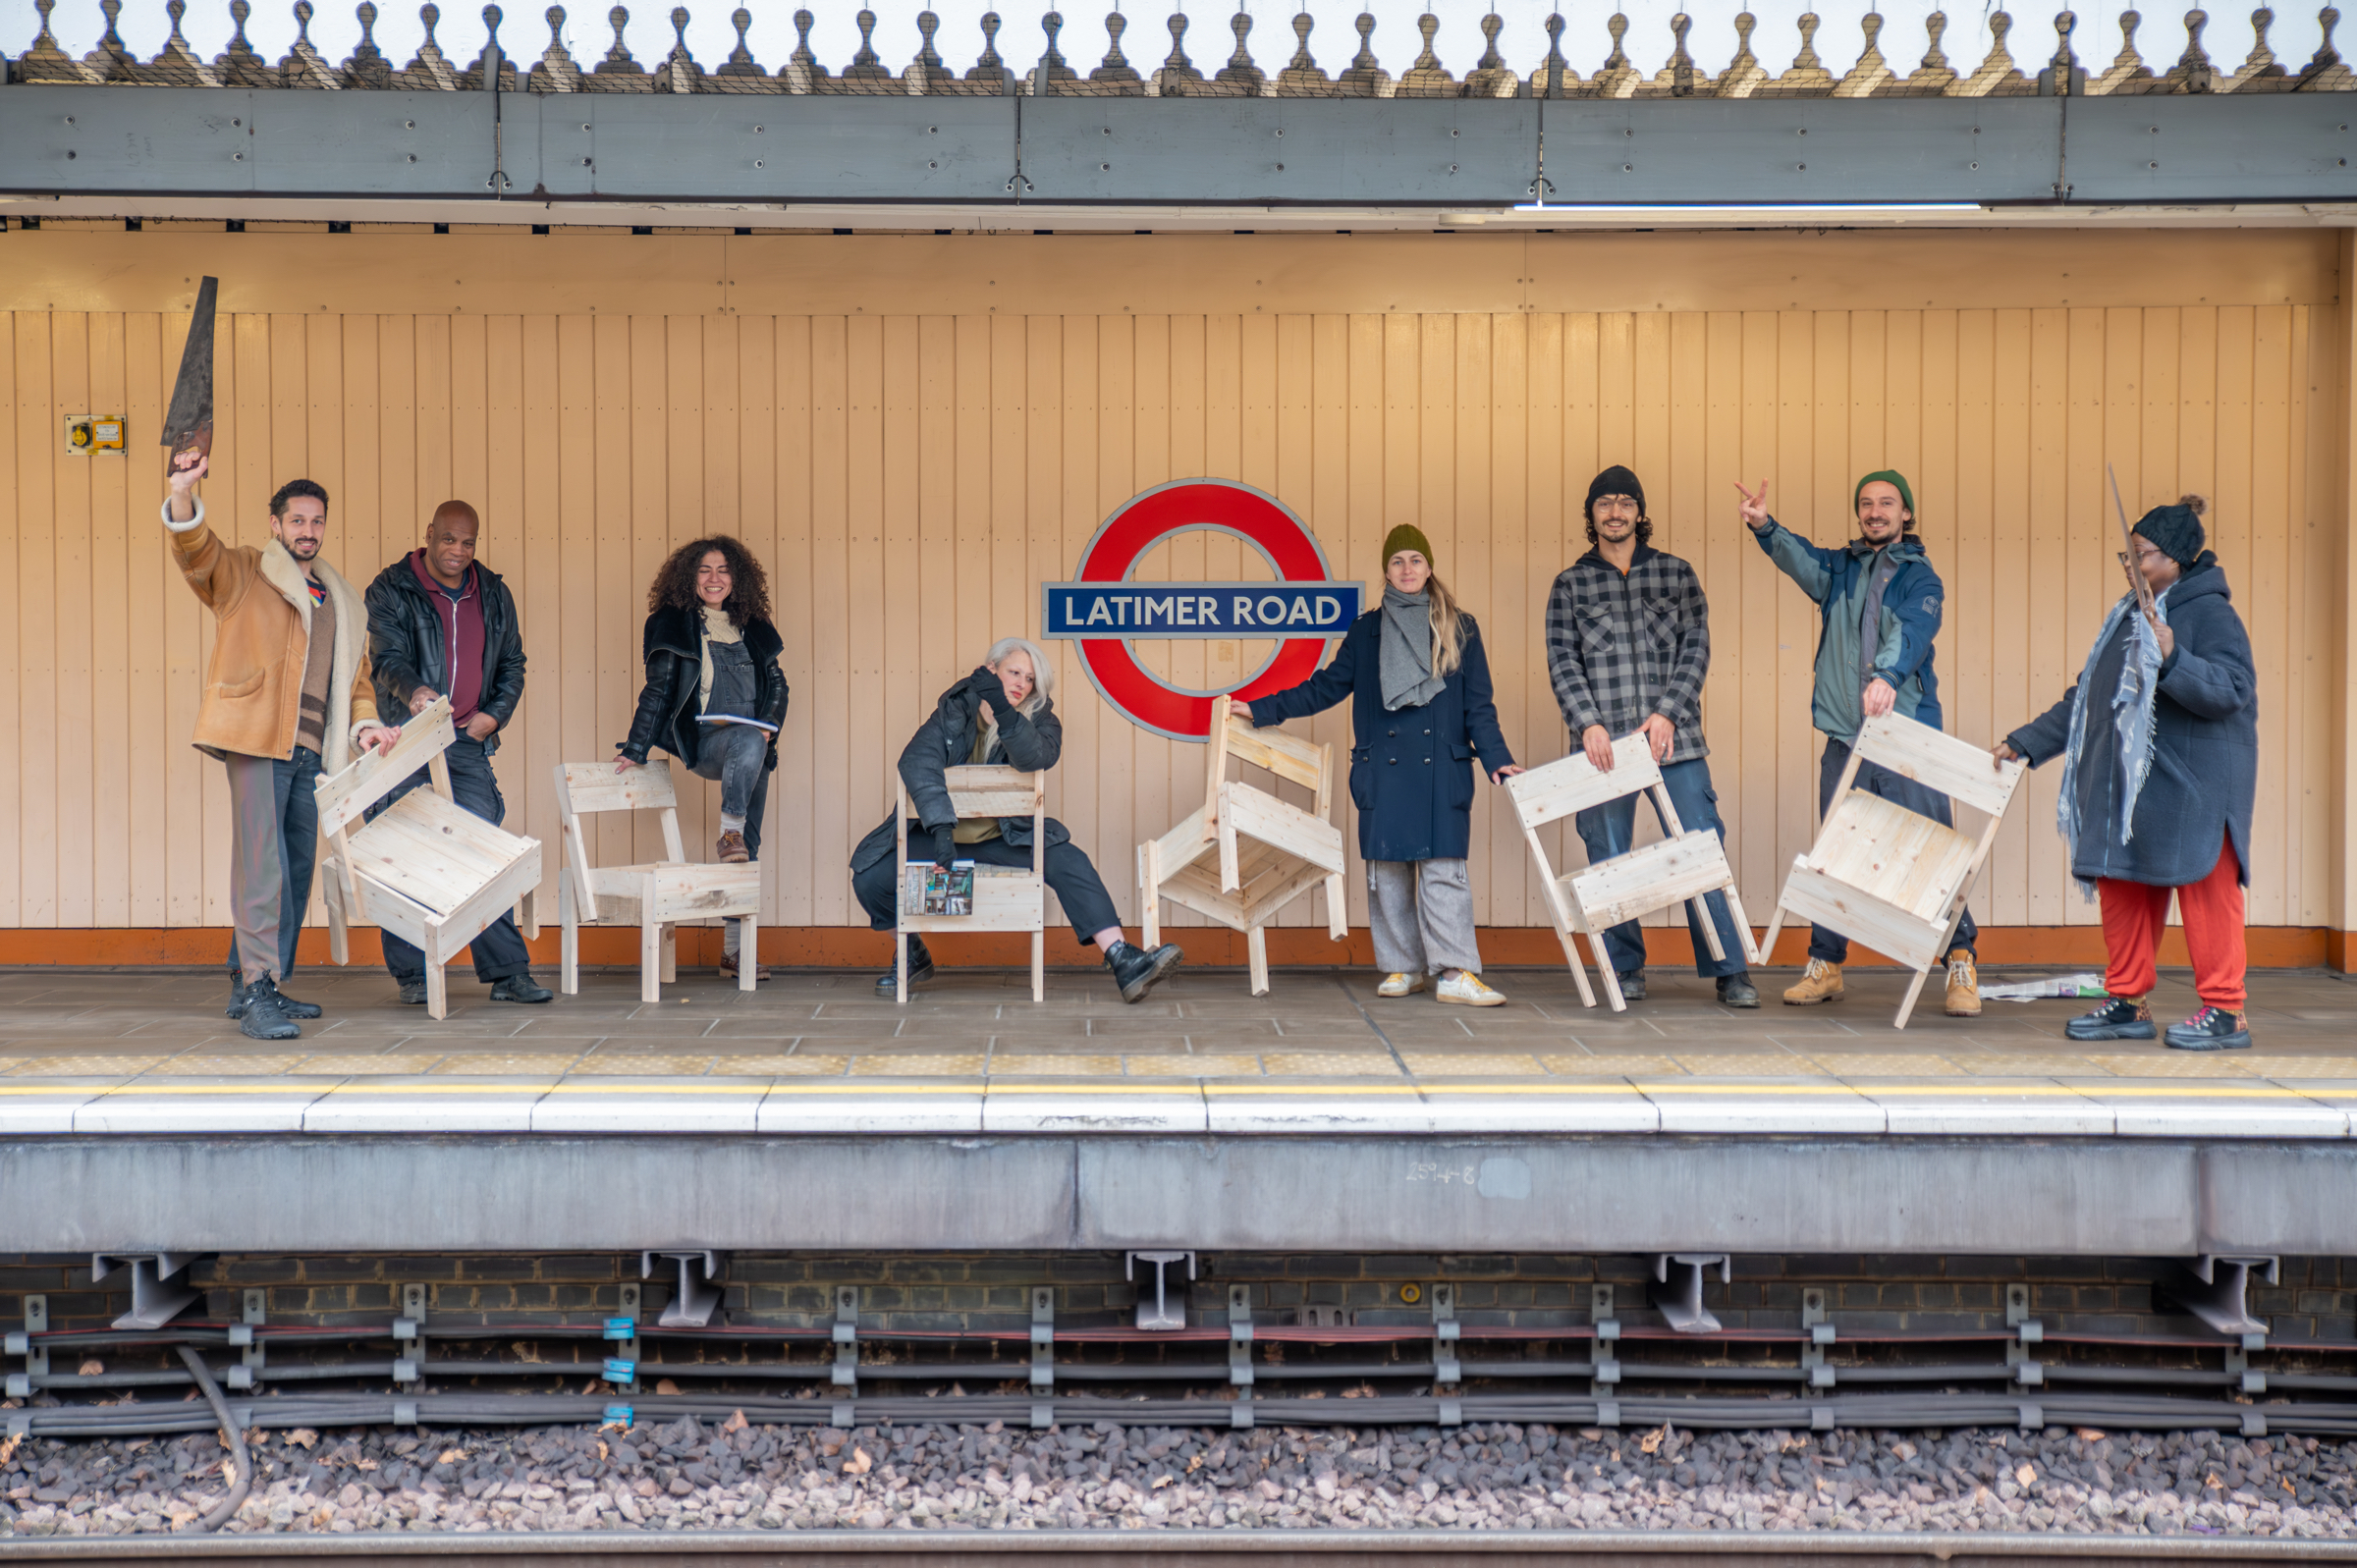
[1996,497,2259,1051]
[849,638,1183,1003]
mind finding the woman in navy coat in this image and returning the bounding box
[1236,526,1521,1004]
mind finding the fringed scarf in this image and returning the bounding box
[2055,583,2171,900]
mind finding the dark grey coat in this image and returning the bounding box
[849,676,1071,875]
[2004,556,2257,889]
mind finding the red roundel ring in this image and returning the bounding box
[1061,478,1349,742]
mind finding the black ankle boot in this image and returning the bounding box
[875,938,937,1000]
[1105,940,1183,1004]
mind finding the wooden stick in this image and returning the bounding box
[2109,461,2158,622]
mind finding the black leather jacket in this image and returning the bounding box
[363,554,526,753]
[618,604,790,770]
[847,675,1068,874]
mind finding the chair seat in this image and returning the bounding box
[1807,792,1977,924]
[590,861,762,923]
[1566,830,1738,933]
[345,789,535,916]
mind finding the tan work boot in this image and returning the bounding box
[1782,958,1844,1005]
[1944,951,1981,1017]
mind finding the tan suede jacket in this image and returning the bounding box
[164,495,378,772]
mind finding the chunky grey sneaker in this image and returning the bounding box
[236,976,303,1042]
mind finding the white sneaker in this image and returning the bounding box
[1436,971,1507,1007]
[1375,972,1428,998]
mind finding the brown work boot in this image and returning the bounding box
[1782,958,1844,1005]
[1944,950,1981,1017]
[716,831,749,864]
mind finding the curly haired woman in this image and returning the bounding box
[615,535,790,982]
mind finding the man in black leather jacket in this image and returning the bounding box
[362,501,550,1004]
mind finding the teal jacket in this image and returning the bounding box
[1753,518,1946,744]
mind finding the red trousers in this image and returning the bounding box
[2098,832,2247,1010]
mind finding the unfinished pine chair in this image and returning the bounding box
[1136,693,1346,997]
[895,765,1048,1004]
[1504,732,1762,1012]
[314,696,545,1021]
[1759,714,2028,1029]
[550,758,763,1002]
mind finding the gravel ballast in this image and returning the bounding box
[4,1417,2355,1539]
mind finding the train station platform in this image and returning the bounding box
[5,963,2357,1261]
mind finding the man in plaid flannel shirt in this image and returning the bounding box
[1546,465,1759,1007]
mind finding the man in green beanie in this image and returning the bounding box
[1736,470,1981,1016]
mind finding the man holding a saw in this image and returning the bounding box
[158,279,400,1041]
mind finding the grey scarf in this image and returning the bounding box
[1379,585,1447,712]
[2055,585,2170,901]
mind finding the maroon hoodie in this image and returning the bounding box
[408,549,485,724]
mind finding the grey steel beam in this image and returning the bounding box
[3,86,2355,207]
[5,1134,2357,1255]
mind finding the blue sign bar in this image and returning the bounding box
[603,1357,636,1382]
[1042,580,1362,639]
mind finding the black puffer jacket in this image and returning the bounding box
[363,555,526,753]
[849,675,1069,874]
[617,604,790,770]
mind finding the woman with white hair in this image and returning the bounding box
[850,638,1184,1002]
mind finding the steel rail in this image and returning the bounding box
[0,1527,2353,1562]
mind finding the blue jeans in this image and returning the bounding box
[1808,737,1978,964]
[370,735,534,983]
[1572,755,1749,981]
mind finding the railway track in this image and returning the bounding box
[0,1537,2357,1555]
[0,1528,2352,1564]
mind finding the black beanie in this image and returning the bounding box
[1585,464,1645,522]
[2132,496,2208,568]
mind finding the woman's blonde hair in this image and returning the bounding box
[1423,572,1467,677]
[983,636,1055,717]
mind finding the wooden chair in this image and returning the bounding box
[896,765,1048,1004]
[1759,714,2028,1029]
[314,696,545,1021]
[1505,733,1761,1011]
[551,758,762,1002]
[1136,693,1346,997]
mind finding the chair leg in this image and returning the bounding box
[896,930,908,1008]
[641,918,662,1005]
[1031,931,1044,1004]
[1759,902,1790,969]
[559,870,579,997]
[739,913,758,993]
[1245,925,1270,998]
[1555,929,1598,1010]
[1325,873,1347,942]
[1691,897,1727,964]
[1597,949,1627,1013]
[660,924,678,985]
[1720,879,1763,967]
[1140,840,1161,951]
[424,931,450,1022]
[1893,961,1937,1030]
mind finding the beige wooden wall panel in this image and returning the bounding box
[0,232,2341,938]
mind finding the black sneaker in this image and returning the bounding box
[1615,968,1647,1001]
[489,973,554,1004]
[875,939,937,1000]
[237,976,303,1042]
[2065,995,2157,1042]
[229,975,320,1020]
[2165,1004,2253,1052]
[396,979,429,1005]
[1716,973,1760,1008]
[1107,941,1184,1004]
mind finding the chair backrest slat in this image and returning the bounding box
[557,760,683,816]
[1223,716,1327,793]
[1505,734,1664,830]
[315,697,458,838]
[1850,714,2023,819]
[944,764,1043,821]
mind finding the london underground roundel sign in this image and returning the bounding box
[1041,478,1362,742]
